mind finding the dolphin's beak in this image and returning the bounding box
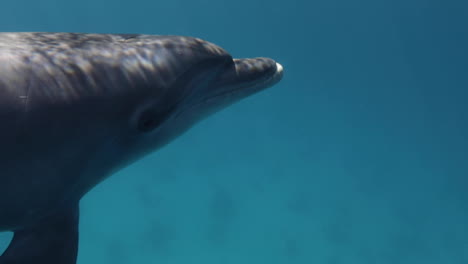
[207,57,284,101]
[232,58,284,88]
[175,57,283,120]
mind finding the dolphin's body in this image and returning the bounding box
[0,32,283,264]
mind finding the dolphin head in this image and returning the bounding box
[0,33,283,197]
[115,35,284,164]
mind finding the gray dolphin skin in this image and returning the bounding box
[0,32,283,263]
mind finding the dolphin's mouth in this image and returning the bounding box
[173,57,283,121]
[203,57,284,104]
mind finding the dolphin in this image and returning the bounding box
[0,32,283,264]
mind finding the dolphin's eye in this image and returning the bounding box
[138,117,158,132]
[137,109,169,133]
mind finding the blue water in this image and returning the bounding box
[1,0,467,263]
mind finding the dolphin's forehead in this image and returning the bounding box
[0,32,228,58]
[0,33,232,103]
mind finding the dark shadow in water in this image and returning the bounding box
[321,205,352,247]
[135,183,164,210]
[141,219,176,259]
[206,187,236,246]
[281,233,301,261]
[106,239,129,264]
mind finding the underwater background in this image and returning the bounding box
[0,0,467,263]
